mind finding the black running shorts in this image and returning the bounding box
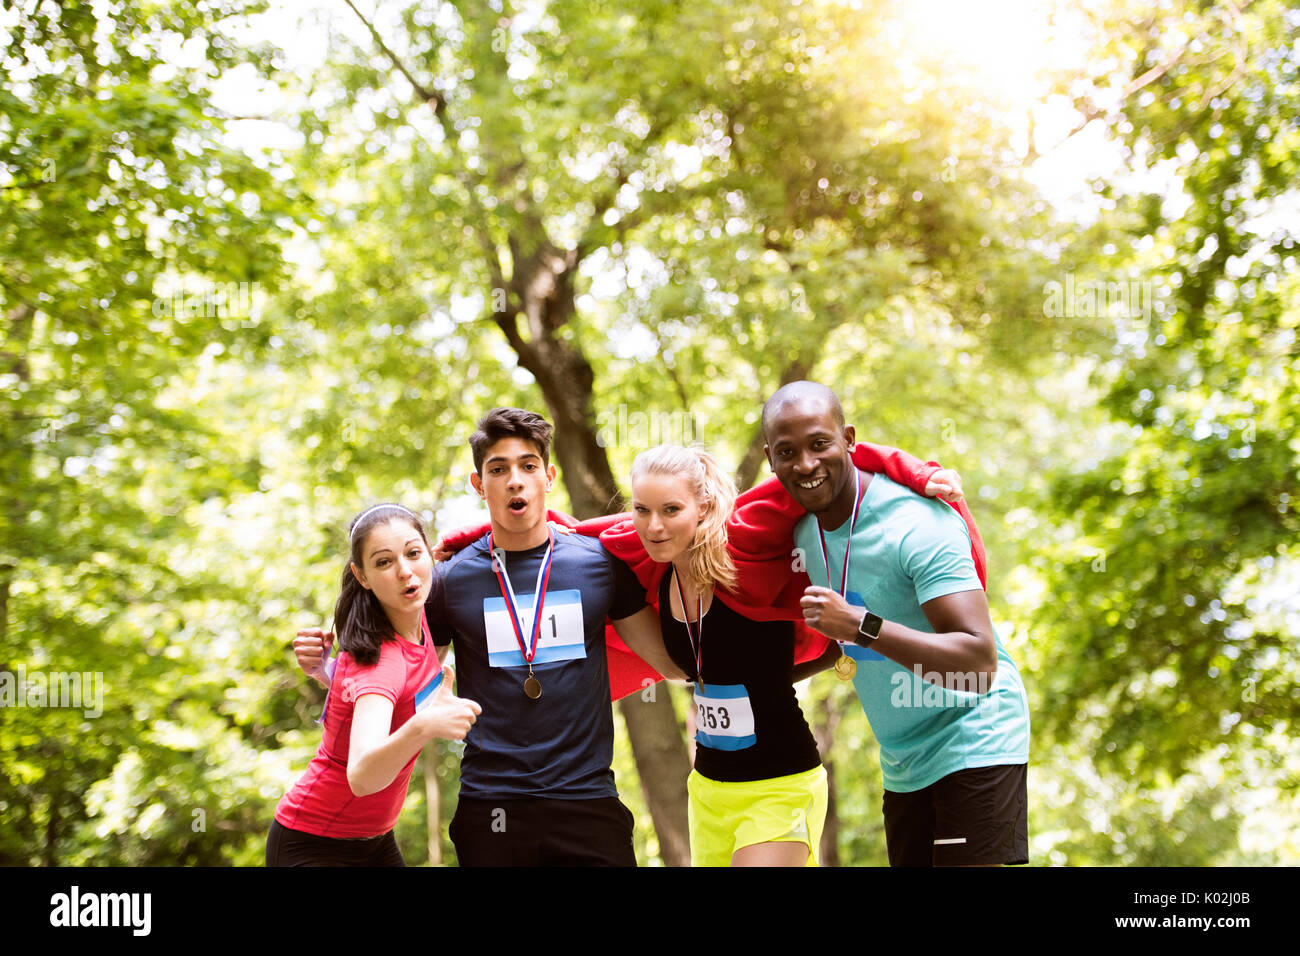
[882,763,1028,866]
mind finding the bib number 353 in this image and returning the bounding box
[693,683,756,751]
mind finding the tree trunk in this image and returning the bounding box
[1,302,34,647]
[493,276,625,515]
[812,693,844,867]
[820,761,841,868]
[422,748,441,865]
[618,687,692,866]
[42,789,59,867]
[0,569,10,653]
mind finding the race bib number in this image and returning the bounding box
[482,589,585,667]
[842,589,884,662]
[413,669,445,713]
[693,683,756,751]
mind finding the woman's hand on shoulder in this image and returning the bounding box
[924,468,964,503]
[294,628,334,687]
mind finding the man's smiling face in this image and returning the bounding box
[763,400,856,515]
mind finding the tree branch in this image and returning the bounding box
[342,0,447,118]
[1037,0,1258,159]
[577,113,674,259]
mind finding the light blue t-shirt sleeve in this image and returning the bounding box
[897,500,984,606]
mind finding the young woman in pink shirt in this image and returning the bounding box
[268,504,482,866]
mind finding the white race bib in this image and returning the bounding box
[482,589,585,667]
[693,683,756,751]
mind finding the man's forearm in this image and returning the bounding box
[862,622,997,687]
[802,588,998,690]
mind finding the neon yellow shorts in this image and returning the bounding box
[687,765,828,867]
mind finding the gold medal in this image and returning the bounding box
[524,675,542,699]
[834,650,857,680]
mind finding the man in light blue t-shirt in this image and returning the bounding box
[764,381,1030,866]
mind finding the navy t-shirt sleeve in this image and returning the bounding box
[426,564,454,647]
[605,550,649,621]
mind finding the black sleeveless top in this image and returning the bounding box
[658,571,821,782]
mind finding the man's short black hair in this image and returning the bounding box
[761,381,845,439]
[470,407,554,473]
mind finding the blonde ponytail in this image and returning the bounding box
[630,444,738,593]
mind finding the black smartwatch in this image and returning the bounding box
[854,610,883,647]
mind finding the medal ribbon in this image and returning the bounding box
[672,569,704,683]
[488,525,555,666]
[817,468,863,598]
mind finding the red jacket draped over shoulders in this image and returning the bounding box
[437,442,987,700]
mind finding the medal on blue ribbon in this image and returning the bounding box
[488,526,555,699]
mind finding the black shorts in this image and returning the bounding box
[882,763,1028,867]
[449,795,637,867]
[265,819,406,867]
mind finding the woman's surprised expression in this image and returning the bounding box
[632,472,705,565]
[351,519,433,616]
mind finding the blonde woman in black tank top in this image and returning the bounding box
[630,445,827,867]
